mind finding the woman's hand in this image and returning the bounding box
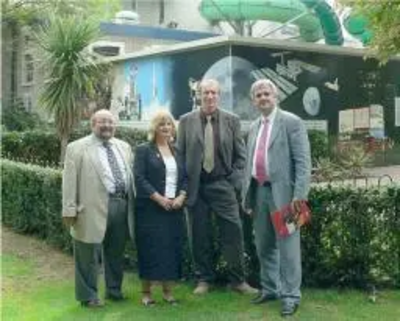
[151,193,173,211]
[171,194,186,210]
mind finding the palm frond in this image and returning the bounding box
[36,15,104,138]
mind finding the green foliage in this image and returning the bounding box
[2,159,399,288]
[1,160,71,252]
[308,130,330,165]
[343,1,400,62]
[1,127,147,167]
[2,0,121,27]
[303,186,400,288]
[36,14,107,162]
[1,101,45,131]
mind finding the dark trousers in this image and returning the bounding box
[188,179,245,285]
[74,197,128,302]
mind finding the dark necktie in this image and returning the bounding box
[103,142,126,193]
[203,115,214,173]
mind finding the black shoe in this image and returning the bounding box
[105,293,125,301]
[81,299,104,308]
[163,297,179,306]
[281,302,299,317]
[251,293,279,305]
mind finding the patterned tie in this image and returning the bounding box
[255,118,270,185]
[103,142,126,193]
[203,115,214,173]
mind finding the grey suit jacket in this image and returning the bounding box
[62,134,135,243]
[242,108,311,212]
[177,108,246,206]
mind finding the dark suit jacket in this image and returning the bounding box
[177,108,246,206]
[134,142,188,202]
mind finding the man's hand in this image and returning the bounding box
[62,216,77,228]
[244,208,253,216]
[291,199,303,219]
[171,194,186,210]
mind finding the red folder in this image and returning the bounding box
[271,201,311,238]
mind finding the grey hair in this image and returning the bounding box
[90,109,115,127]
[250,79,278,99]
[199,78,221,94]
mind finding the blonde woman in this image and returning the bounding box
[134,109,188,306]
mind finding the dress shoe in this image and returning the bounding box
[105,293,125,301]
[81,299,104,308]
[281,301,299,317]
[251,293,279,304]
[231,282,259,295]
[193,282,210,295]
[163,297,179,306]
[142,297,156,307]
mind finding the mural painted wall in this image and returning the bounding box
[111,43,400,139]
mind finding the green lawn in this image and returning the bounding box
[2,252,400,321]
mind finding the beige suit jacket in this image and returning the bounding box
[62,134,134,243]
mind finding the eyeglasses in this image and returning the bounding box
[255,92,271,98]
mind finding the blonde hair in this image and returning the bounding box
[147,109,177,142]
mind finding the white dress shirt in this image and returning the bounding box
[162,155,178,198]
[252,107,278,179]
[97,140,128,194]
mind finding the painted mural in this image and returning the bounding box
[110,43,400,140]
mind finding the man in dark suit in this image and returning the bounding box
[177,79,257,295]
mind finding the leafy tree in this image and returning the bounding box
[344,1,400,62]
[36,15,107,163]
[2,0,120,103]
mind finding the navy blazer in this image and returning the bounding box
[134,142,188,200]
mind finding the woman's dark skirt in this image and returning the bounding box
[134,199,185,281]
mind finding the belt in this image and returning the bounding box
[252,177,271,187]
[109,192,128,200]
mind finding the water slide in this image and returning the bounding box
[343,13,371,45]
[199,0,344,45]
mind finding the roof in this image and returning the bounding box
[105,35,400,63]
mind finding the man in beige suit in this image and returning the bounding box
[62,109,134,308]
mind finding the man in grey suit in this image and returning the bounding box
[62,109,134,308]
[178,79,257,295]
[242,79,311,316]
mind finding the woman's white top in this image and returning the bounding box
[162,155,178,198]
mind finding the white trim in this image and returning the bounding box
[105,35,400,63]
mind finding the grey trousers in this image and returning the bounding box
[74,197,128,302]
[253,184,301,304]
[188,179,245,285]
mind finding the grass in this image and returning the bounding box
[2,252,400,321]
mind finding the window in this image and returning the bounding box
[23,54,34,84]
[23,93,33,112]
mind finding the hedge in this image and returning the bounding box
[1,126,148,167]
[2,159,399,288]
[1,128,327,167]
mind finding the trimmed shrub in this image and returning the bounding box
[2,126,147,167]
[3,128,327,167]
[2,159,399,288]
[1,160,71,251]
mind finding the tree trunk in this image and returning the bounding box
[59,135,69,166]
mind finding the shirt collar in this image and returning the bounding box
[200,108,219,122]
[92,134,114,146]
[261,106,277,124]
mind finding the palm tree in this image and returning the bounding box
[36,15,105,163]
